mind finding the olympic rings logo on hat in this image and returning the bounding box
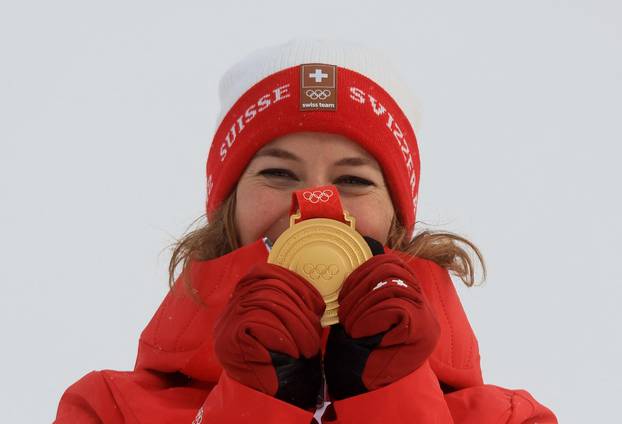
[305,89,331,100]
[303,189,333,203]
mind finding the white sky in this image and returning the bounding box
[1,1,620,422]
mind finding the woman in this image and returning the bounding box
[55,39,557,423]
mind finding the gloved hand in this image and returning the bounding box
[213,262,325,410]
[324,238,441,400]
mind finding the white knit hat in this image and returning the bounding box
[215,38,420,129]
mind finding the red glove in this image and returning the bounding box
[324,239,440,400]
[213,262,325,410]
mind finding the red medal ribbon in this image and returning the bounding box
[289,185,347,224]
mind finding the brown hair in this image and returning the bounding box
[167,190,486,293]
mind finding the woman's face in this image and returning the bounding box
[235,132,395,246]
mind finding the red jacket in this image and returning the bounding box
[55,239,557,423]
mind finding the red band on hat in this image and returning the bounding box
[205,65,421,237]
[290,185,347,224]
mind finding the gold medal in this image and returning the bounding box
[267,211,372,326]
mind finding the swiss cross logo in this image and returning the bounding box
[309,68,329,83]
[300,63,337,111]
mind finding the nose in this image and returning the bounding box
[303,176,331,188]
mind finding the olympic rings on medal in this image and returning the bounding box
[302,263,340,281]
[305,89,331,100]
[303,189,333,203]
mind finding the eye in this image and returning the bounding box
[335,175,374,186]
[258,168,299,181]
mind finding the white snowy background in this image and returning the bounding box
[1,1,620,422]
